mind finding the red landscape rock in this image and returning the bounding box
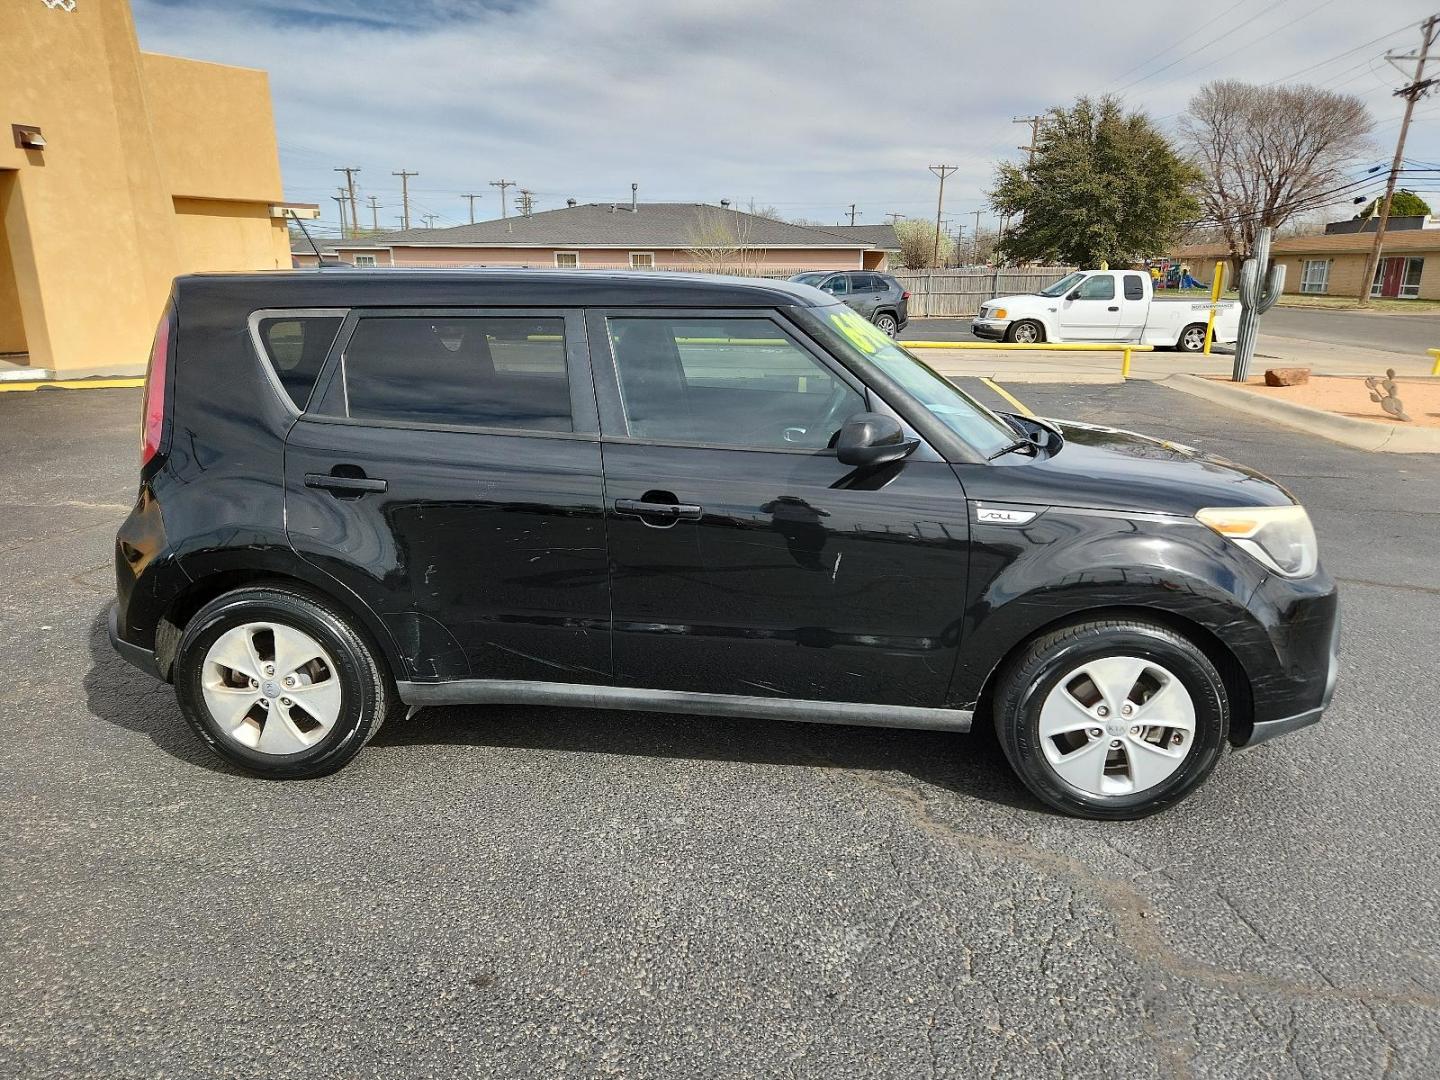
[1264,367,1310,387]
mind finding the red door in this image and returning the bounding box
[1377,257,1405,298]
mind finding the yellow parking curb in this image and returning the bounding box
[980,377,1034,417]
[0,378,145,393]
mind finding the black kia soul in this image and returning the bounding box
[110,270,1338,819]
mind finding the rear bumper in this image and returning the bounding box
[108,603,163,681]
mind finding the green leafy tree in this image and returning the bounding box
[1356,190,1430,219]
[990,96,1202,268]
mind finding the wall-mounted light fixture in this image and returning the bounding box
[12,125,46,150]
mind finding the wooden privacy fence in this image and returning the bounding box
[889,267,1074,317]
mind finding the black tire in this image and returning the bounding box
[1006,319,1044,344]
[174,584,393,779]
[873,311,899,337]
[1177,323,1208,353]
[992,619,1229,820]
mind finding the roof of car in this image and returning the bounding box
[177,268,834,310]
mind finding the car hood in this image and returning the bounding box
[979,294,1038,311]
[964,418,1296,517]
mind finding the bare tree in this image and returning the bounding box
[1180,81,1372,276]
[686,209,765,275]
[893,219,953,268]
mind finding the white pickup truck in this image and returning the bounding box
[972,269,1239,352]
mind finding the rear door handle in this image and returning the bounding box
[614,499,702,520]
[305,472,388,494]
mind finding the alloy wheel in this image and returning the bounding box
[201,622,343,755]
[1183,326,1206,351]
[1037,655,1195,797]
[1012,322,1039,344]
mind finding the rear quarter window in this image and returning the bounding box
[1123,274,1145,300]
[253,314,345,409]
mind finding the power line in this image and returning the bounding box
[1102,0,1250,88]
[1113,1,1294,96]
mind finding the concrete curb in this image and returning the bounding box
[1165,373,1440,454]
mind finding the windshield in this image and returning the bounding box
[791,272,826,286]
[821,306,1018,457]
[1037,271,1087,298]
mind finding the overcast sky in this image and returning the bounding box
[133,0,1440,236]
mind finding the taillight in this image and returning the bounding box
[140,307,172,468]
[901,290,911,300]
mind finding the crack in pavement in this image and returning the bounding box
[851,771,1440,1016]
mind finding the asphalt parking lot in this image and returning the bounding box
[3,382,1438,1079]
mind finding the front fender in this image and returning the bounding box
[946,507,1274,709]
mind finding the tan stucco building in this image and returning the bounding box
[1,0,310,377]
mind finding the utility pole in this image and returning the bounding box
[1359,14,1440,305]
[392,170,418,229]
[847,203,858,226]
[1012,116,1044,164]
[972,209,983,262]
[335,166,361,237]
[516,188,535,217]
[331,194,348,238]
[462,193,482,224]
[489,178,516,218]
[928,164,957,268]
[366,195,381,231]
[884,212,904,225]
[421,213,438,229]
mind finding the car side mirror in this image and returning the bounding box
[836,412,919,468]
[1067,289,1082,301]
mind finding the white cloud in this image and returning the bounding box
[133,0,1440,232]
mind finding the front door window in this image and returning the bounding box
[606,316,865,449]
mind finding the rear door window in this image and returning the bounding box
[253,313,345,409]
[318,315,574,432]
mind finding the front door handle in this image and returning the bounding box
[305,472,388,494]
[615,498,703,520]
[1107,305,1120,311]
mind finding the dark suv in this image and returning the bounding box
[789,270,909,336]
[110,270,1337,819]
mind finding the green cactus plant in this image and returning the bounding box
[1232,227,1286,382]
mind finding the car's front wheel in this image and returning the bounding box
[173,584,393,778]
[993,619,1229,819]
[1006,319,1044,344]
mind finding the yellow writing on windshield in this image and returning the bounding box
[828,307,892,356]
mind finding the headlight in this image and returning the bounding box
[993,307,1007,320]
[1195,504,1318,578]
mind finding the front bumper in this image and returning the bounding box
[971,318,1007,341]
[108,603,163,681]
[1234,590,1340,748]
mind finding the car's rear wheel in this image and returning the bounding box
[174,584,392,778]
[992,619,1228,819]
[873,312,899,337]
[1178,323,1208,352]
[1006,319,1044,344]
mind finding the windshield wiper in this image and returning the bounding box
[987,438,1037,461]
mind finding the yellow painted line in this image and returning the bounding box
[0,378,144,393]
[980,377,1034,417]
